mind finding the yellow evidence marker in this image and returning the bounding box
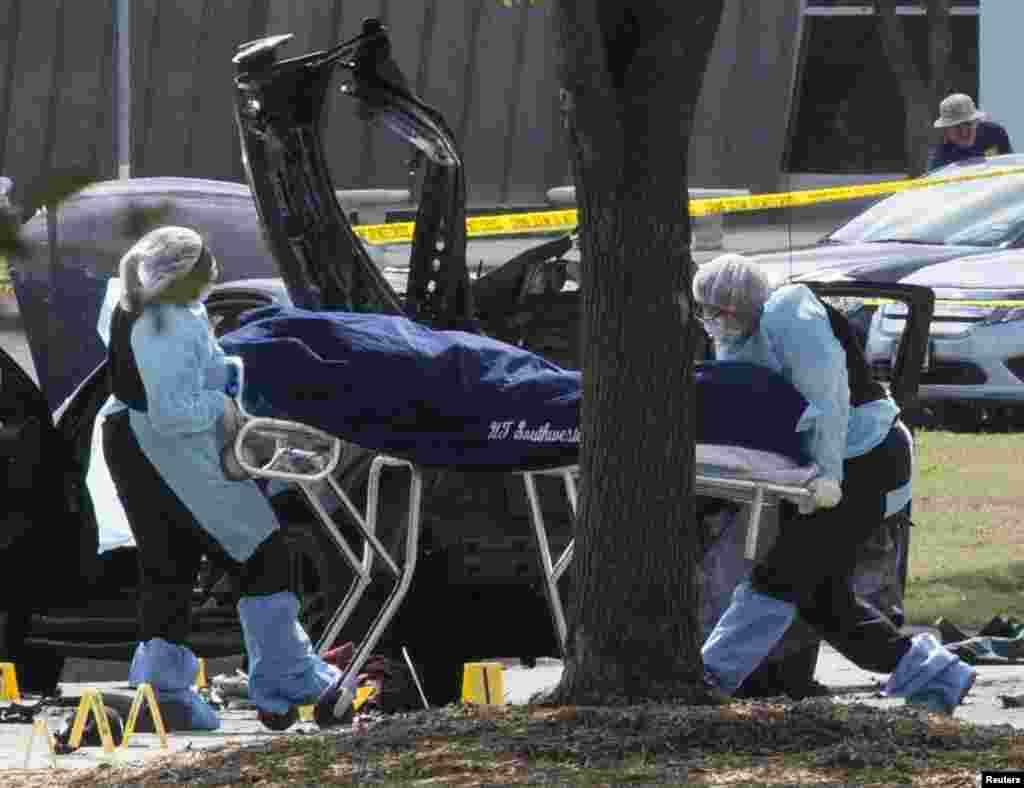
[68,690,117,754]
[297,685,376,722]
[0,661,21,701]
[22,717,57,769]
[121,682,169,750]
[461,662,505,706]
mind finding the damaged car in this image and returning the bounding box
[0,19,931,708]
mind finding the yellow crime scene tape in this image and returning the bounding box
[353,209,579,246]
[1,165,1021,299]
[686,166,1024,217]
[853,297,1024,308]
[352,165,1024,245]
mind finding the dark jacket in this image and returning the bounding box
[927,120,1013,171]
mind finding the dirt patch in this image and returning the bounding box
[2,698,1018,787]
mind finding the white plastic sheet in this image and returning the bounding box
[88,277,136,553]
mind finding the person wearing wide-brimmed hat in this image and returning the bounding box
[927,93,1012,171]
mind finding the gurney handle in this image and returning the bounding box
[233,418,343,482]
[225,355,344,482]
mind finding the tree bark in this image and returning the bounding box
[549,0,724,705]
[925,0,952,104]
[874,0,951,176]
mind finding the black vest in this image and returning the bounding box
[108,305,149,412]
[823,302,887,408]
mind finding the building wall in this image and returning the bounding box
[980,1,1023,149]
[0,1,802,208]
[0,1,117,206]
[690,0,804,194]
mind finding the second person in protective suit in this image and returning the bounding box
[694,253,976,715]
[102,226,351,730]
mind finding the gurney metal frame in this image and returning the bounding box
[228,358,814,692]
[229,359,428,693]
[522,466,815,651]
[227,24,936,696]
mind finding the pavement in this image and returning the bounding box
[3,213,1024,772]
[2,641,1024,772]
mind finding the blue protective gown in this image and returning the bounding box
[715,284,899,483]
[125,302,277,562]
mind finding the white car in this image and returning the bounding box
[865,248,1024,427]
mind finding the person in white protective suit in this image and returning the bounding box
[100,227,349,730]
[694,254,976,715]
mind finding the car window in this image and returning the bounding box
[828,165,1024,247]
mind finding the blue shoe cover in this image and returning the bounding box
[128,641,147,687]
[131,638,220,731]
[702,583,796,696]
[905,661,977,715]
[238,592,340,715]
[156,688,223,731]
[884,633,975,714]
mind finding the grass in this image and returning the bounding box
[0,254,10,294]
[904,429,1024,628]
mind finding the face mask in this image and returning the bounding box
[700,316,746,341]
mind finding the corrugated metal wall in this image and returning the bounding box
[0,2,117,202]
[0,0,801,209]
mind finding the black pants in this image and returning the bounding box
[102,410,289,644]
[751,422,913,673]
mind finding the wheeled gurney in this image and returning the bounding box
[224,356,818,699]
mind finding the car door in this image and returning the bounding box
[0,344,95,600]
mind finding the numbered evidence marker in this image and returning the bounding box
[0,662,20,701]
[67,690,117,754]
[461,662,505,706]
[23,718,56,769]
[121,682,169,750]
[297,686,376,722]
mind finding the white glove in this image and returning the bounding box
[799,478,843,515]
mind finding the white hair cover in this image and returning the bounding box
[692,253,774,329]
[119,226,206,312]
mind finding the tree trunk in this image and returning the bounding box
[549,0,725,705]
[904,96,937,178]
[925,0,952,103]
[874,0,951,176]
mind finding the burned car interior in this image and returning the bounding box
[0,19,934,706]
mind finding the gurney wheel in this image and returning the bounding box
[258,708,298,731]
[313,681,356,729]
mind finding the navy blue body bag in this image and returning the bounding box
[220,307,811,471]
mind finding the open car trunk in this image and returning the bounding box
[0,17,935,704]
[229,21,937,701]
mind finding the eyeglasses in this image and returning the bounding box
[694,303,736,321]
